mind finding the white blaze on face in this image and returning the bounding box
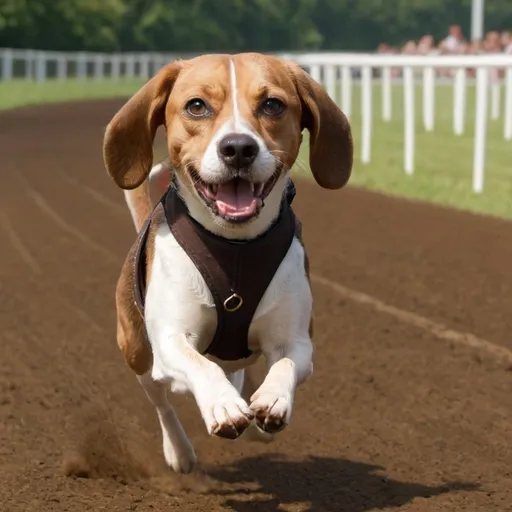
[230,59,242,131]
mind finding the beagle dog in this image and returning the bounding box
[103,53,353,474]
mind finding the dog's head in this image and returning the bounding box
[103,53,353,235]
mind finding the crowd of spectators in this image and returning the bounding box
[375,25,511,79]
[377,25,512,56]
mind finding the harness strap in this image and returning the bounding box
[132,181,298,361]
[163,191,296,360]
[133,202,164,317]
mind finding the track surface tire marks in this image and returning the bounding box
[0,100,511,512]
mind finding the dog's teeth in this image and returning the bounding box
[256,183,264,195]
[212,185,218,194]
[249,182,255,192]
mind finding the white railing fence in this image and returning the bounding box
[0,48,192,82]
[291,53,512,194]
[1,48,511,194]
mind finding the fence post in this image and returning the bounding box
[341,66,352,119]
[77,52,87,79]
[505,67,512,140]
[403,66,415,175]
[111,54,121,79]
[309,64,321,84]
[140,53,150,79]
[57,54,67,79]
[324,64,336,103]
[491,82,501,120]
[422,67,435,131]
[150,55,159,76]
[25,49,34,79]
[35,51,47,82]
[381,66,392,122]
[1,48,14,80]
[126,54,135,78]
[94,53,105,79]
[473,67,489,193]
[453,68,466,135]
[361,65,372,164]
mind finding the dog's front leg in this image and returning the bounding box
[250,335,313,434]
[151,334,254,440]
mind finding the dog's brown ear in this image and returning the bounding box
[103,61,183,190]
[287,62,353,189]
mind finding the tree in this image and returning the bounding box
[1,0,511,53]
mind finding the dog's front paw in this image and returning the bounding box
[250,387,292,434]
[201,392,254,440]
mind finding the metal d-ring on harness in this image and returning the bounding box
[224,292,244,312]
[133,178,299,362]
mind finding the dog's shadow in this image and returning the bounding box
[206,453,478,511]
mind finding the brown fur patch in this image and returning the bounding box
[115,205,165,375]
[294,219,313,339]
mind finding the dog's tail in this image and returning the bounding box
[124,159,172,233]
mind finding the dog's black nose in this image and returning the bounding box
[218,133,259,168]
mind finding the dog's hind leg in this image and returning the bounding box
[137,373,197,474]
[148,160,172,204]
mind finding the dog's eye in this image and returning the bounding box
[261,98,286,117]
[186,98,209,117]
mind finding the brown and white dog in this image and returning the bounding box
[103,53,353,474]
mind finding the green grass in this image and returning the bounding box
[0,78,510,220]
[0,78,144,111]
[297,83,512,220]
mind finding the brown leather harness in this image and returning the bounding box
[132,180,300,361]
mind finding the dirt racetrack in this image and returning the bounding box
[1,99,512,512]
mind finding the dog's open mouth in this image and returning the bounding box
[191,170,280,222]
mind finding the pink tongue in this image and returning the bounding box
[216,179,259,218]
